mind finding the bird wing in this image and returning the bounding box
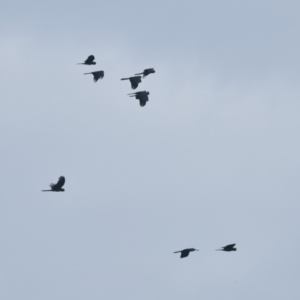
[138,92,148,106]
[143,68,155,76]
[55,176,65,189]
[85,55,95,64]
[226,244,236,248]
[180,251,189,258]
[131,81,138,89]
[139,100,146,107]
[97,71,104,78]
[93,71,104,82]
[130,76,142,89]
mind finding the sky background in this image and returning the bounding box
[1,0,300,299]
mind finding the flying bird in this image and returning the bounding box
[135,68,155,77]
[128,91,150,107]
[84,71,104,82]
[77,55,96,65]
[42,176,65,192]
[174,248,199,258]
[216,244,237,252]
[121,76,142,89]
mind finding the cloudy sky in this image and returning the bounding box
[1,1,300,299]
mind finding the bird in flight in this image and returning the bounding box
[174,248,199,258]
[77,55,96,65]
[216,244,237,252]
[42,176,65,192]
[128,91,150,107]
[135,68,155,77]
[84,71,104,82]
[121,76,142,89]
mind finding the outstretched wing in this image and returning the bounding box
[93,71,104,82]
[145,68,155,73]
[85,55,95,64]
[138,92,148,107]
[225,244,236,248]
[139,100,146,107]
[143,68,155,77]
[130,76,141,89]
[55,176,65,189]
[180,251,190,258]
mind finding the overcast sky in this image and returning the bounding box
[1,1,300,299]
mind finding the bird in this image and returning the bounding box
[135,68,155,77]
[77,55,96,65]
[121,76,142,89]
[84,71,104,82]
[128,91,150,107]
[42,176,65,192]
[216,244,237,252]
[174,248,199,258]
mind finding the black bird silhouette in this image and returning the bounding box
[174,248,199,258]
[84,71,104,82]
[216,244,237,252]
[135,68,155,77]
[121,76,142,89]
[128,91,150,107]
[42,176,65,192]
[77,55,96,65]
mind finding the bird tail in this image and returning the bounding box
[135,73,143,75]
[121,78,129,80]
[42,190,52,192]
[173,251,181,253]
[77,63,85,65]
[215,249,223,251]
[84,73,91,75]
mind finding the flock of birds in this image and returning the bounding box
[42,55,237,258]
[174,244,237,258]
[77,55,154,107]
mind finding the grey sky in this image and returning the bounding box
[1,1,300,299]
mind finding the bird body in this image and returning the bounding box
[42,176,65,192]
[135,68,155,77]
[84,70,104,82]
[128,91,150,107]
[121,76,142,89]
[77,55,96,65]
[174,248,199,258]
[216,244,237,252]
